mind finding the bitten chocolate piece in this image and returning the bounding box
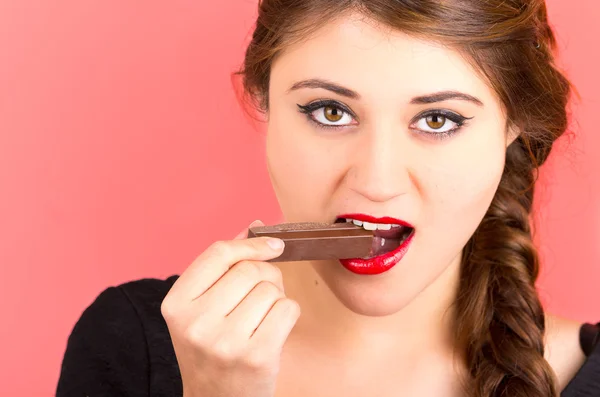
[247,222,374,262]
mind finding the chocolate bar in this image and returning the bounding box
[247,222,374,262]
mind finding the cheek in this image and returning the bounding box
[265,114,339,220]
[419,137,506,246]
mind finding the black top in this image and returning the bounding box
[56,276,600,397]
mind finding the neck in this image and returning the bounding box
[276,254,463,360]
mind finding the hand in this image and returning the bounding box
[161,220,301,397]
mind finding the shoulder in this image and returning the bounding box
[544,314,586,391]
[115,274,180,315]
[57,275,181,396]
[75,274,180,330]
[81,274,182,350]
[545,314,600,395]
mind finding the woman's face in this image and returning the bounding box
[265,14,514,316]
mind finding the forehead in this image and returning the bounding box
[270,14,498,105]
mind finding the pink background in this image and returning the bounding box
[0,1,598,396]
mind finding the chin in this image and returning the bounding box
[314,262,425,317]
[334,285,418,317]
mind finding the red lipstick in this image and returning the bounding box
[336,214,415,275]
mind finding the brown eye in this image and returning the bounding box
[410,110,470,138]
[324,106,343,122]
[426,114,446,129]
[297,101,356,127]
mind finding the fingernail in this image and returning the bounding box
[266,238,284,250]
[249,220,264,228]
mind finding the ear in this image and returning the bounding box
[506,122,521,147]
[230,72,268,132]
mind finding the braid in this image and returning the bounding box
[455,138,558,396]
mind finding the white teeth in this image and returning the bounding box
[362,221,377,230]
[376,223,392,230]
[344,218,399,230]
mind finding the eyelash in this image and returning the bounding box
[296,99,473,140]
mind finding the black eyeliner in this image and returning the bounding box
[297,99,356,119]
[412,109,473,126]
[297,100,473,138]
[409,109,474,140]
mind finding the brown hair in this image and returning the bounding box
[237,1,573,396]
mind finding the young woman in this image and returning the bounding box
[57,1,599,396]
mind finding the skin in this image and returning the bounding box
[260,13,586,396]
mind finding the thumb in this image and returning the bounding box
[234,219,265,240]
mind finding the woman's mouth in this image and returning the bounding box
[335,215,415,275]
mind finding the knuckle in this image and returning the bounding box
[278,298,301,317]
[233,260,262,279]
[287,300,301,316]
[209,240,232,258]
[266,263,284,283]
[183,322,210,346]
[255,280,282,298]
[160,297,176,320]
[211,337,241,363]
[246,237,266,251]
[243,349,275,371]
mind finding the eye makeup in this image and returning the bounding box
[297,99,474,140]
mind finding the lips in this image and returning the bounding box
[335,214,415,275]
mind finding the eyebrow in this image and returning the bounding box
[287,78,484,107]
[288,79,360,99]
[410,91,484,107]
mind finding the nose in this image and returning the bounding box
[346,123,413,203]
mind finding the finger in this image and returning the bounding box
[234,220,264,240]
[169,236,284,302]
[197,261,284,314]
[250,298,300,354]
[223,280,284,338]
